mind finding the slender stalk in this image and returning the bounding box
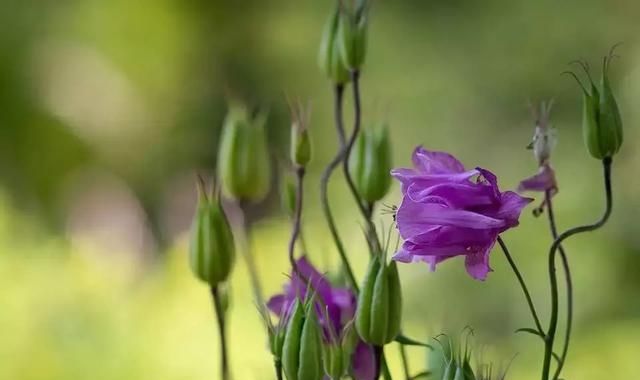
[399,342,410,379]
[546,190,573,380]
[343,70,381,253]
[235,200,266,311]
[288,166,306,282]
[542,157,612,380]
[373,345,392,380]
[321,83,359,291]
[211,286,229,380]
[497,236,544,335]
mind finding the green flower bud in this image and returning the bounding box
[355,257,402,346]
[322,319,356,380]
[189,185,235,287]
[290,108,312,167]
[318,8,350,84]
[217,104,271,201]
[282,299,324,380]
[337,2,368,70]
[269,320,287,362]
[569,51,623,160]
[348,123,392,203]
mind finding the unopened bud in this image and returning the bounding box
[189,183,235,287]
[282,298,324,380]
[318,8,350,84]
[355,257,402,346]
[348,123,392,202]
[217,104,271,201]
[337,2,368,71]
[290,105,312,167]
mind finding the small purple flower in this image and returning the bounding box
[391,147,532,280]
[518,164,557,194]
[267,256,376,379]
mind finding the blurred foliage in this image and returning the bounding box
[1,0,640,379]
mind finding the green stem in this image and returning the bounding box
[211,286,230,380]
[288,166,306,284]
[275,359,283,380]
[321,83,359,291]
[497,236,544,335]
[545,190,573,380]
[343,70,381,254]
[235,200,266,312]
[399,342,410,379]
[542,157,612,380]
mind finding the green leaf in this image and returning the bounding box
[409,370,432,379]
[515,327,545,339]
[395,334,433,349]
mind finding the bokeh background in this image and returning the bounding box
[1,0,639,379]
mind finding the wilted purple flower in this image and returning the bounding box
[391,147,532,280]
[267,256,376,379]
[518,101,559,211]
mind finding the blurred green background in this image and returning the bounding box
[1,0,639,379]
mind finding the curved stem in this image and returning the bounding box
[211,286,230,380]
[235,200,266,311]
[542,157,612,380]
[497,236,544,335]
[321,84,359,291]
[546,191,573,380]
[343,70,381,254]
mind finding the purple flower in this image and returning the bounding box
[391,147,532,280]
[267,256,376,379]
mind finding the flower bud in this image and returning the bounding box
[355,256,402,346]
[217,104,271,201]
[337,3,368,71]
[290,106,312,167]
[318,8,350,84]
[323,341,349,380]
[348,123,392,202]
[269,319,287,362]
[282,299,324,380]
[570,52,623,160]
[189,185,235,287]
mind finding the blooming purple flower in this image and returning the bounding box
[267,256,376,379]
[391,147,532,280]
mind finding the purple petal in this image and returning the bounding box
[391,168,480,194]
[407,181,497,208]
[266,294,288,316]
[413,146,466,174]
[518,165,557,193]
[351,341,376,380]
[492,191,533,227]
[464,239,496,280]
[396,198,506,238]
[290,256,332,303]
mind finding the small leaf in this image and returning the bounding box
[409,370,432,379]
[515,327,545,339]
[395,334,433,349]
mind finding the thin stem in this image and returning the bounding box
[235,200,266,312]
[497,236,544,335]
[321,83,359,291]
[343,70,381,254]
[542,157,612,380]
[288,166,306,283]
[211,286,229,380]
[373,345,392,380]
[399,342,410,379]
[275,360,283,380]
[546,191,573,380]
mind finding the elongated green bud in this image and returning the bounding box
[571,51,624,160]
[337,3,368,70]
[217,104,271,201]
[355,257,402,346]
[318,8,350,84]
[282,299,324,380]
[189,185,235,287]
[290,107,312,167]
[348,123,392,202]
